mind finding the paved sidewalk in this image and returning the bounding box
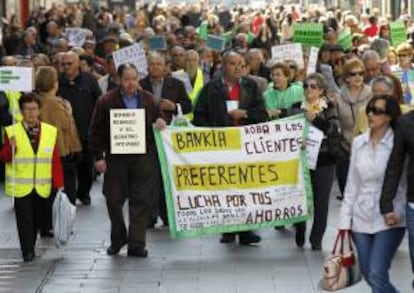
[0,179,411,293]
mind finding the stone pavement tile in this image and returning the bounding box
[41,285,82,293]
[119,286,160,293]
[274,284,317,293]
[235,281,276,292]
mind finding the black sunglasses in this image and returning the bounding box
[349,71,364,77]
[304,83,319,90]
[366,106,387,115]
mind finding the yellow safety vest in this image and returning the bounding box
[185,69,204,121]
[6,91,23,122]
[5,122,57,198]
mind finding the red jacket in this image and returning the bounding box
[0,129,64,190]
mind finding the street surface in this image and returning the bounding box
[0,178,411,293]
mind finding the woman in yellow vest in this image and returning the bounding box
[0,93,64,262]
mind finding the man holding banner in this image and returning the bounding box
[193,51,267,244]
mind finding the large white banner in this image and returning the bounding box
[154,115,313,238]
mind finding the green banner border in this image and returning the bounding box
[153,113,314,239]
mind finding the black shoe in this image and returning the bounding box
[23,252,35,262]
[336,195,344,201]
[127,248,148,258]
[220,233,236,243]
[147,223,156,229]
[79,197,91,206]
[107,242,127,255]
[238,232,261,245]
[274,226,286,230]
[40,230,54,238]
[311,243,322,251]
[295,227,305,248]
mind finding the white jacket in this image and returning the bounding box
[339,128,407,234]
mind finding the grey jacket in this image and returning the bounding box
[337,84,372,146]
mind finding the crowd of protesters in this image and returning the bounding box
[0,2,413,291]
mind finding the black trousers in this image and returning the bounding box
[14,191,49,257]
[103,153,157,249]
[296,164,336,245]
[61,155,77,205]
[148,159,168,226]
[77,140,93,201]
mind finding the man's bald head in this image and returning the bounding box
[62,51,80,79]
[2,56,17,66]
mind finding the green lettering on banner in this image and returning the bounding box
[293,23,323,48]
[390,21,407,47]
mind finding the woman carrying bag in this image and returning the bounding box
[338,94,406,292]
[294,73,340,250]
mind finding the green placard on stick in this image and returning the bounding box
[292,23,324,48]
[338,28,352,50]
[390,21,407,47]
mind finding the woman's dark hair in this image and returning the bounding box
[19,92,41,111]
[365,94,402,129]
[117,63,138,77]
[79,54,94,67]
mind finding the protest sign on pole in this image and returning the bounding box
[110,109,146,154]
[0,67,33,92]
[206,35,226,52]
[271,43,304,69]
[149,36,167,51]
[390,21,407,47]
[113,43,148,77]
[338,28,352,51]
[65,28,90,47]
[154,115,313,239]
[292,23,324,48]
[306,47,319,75]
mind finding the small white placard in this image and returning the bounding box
[0,67,33,92]
[271,43,304,69]
[226,100,239,112]
[306,47,319,75]
[306,125,324,170]
[65,28,91,47]
[113,43,148,78]
[110,109,146,154]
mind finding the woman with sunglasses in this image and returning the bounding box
[294,73,341,250]
[391,43,414,106]
[263,62,304,120]
[335,58,372,200]
[339,94,405,293]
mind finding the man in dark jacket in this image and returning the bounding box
[89,63,161,257]
[58,51,102,205]
[380,111,414,281]
[140,53,192,124]
[193,51,267,244]
[140,52,191,227]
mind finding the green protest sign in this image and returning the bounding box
[222,31,233,45]
[390,21,407,47]
[338,28,352,50]
[197,22,208,41]
[154,115,313,239]
[293,23,324,48]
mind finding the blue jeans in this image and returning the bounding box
[406,204,414,288]
[352,228,405,293]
